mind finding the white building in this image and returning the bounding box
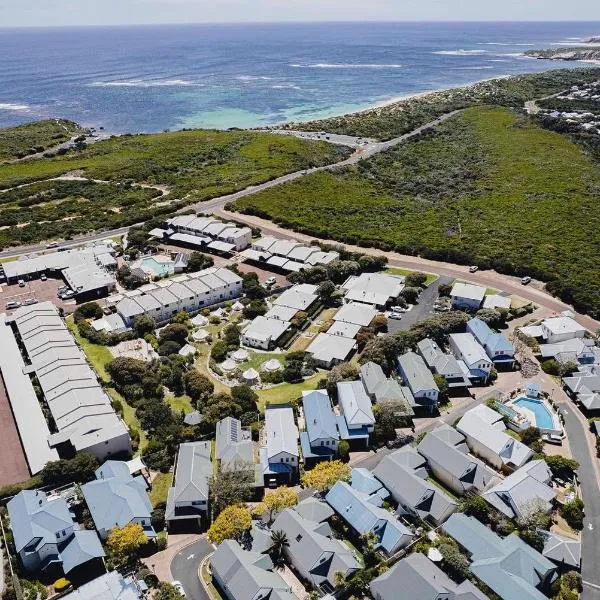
[450,282,486,310]
[165,215,252,251]
[448,333,493,383]
[261,406,299,486]
[541,316,587,344]
[241,316,292,350]
[341,272,405,309]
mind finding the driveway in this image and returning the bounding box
[170,537,214,600]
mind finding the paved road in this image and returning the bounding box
[170,536,213,600]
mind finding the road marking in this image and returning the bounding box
[186,553,195,560]
[584,581,600,591]
[589,522,594,531]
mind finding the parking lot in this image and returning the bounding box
[0,276,76,314]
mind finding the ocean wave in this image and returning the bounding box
[497,52,527,58]
[0,102,30,111]
[433,49,488,56]
[452,66,494,70]
[236,75,272,81]
[271,84,302,90]
[290,63,403,69]
[88,79,201,88]
[478,42,535,46]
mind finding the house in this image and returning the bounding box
[166,442,212,529]
[215,417,254,469]
[60,571,144,600]
[211,539,295,600]
[241,316,291,350]
[273,284,319,313]
[261,405,299,486]
[336,380,375,447]
[416,339,470,388]
[341,272,405,309]
[450,282,486,310]
[370,552,489,600]
[483,294,512,311]
[448,333,493,383]
[541,316,586,344]
[81,461,155,540]
[397,351,439,410]
[417,425,498,496]
[373,446,457,525]
[467,318,515,367]
[165,215,252,251]
[7,490,105,575]
[563,372,600,411]
[333,302,378,327]
[326,470,413,555]
[359,361,415,417]
[272,502,360,593]
[306,333,356,368]
[541,531,581,570]
[444,513,557,600]
[482,460,556,520]
[456,404,533,470]
[539,338,598,366]
[300,390,340,466]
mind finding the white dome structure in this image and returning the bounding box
[262,358,282,372]
[220,359,237,372]
[242,368,259,383]
[191,314,209,327]
[231,348,250,363]
[192,329,209,341]
[232,301,245,312]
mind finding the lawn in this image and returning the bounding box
[106,387,148,452]
[238,350,288,372]
[385,267,438,286]
[257,372,323,412]
[234,106,600,318]
[166,394,194,414]
[65,315,113,382]
[149,471,173,507]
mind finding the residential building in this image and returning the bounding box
[261,405,299,486]
[241,316,291,350]
[326,470,413,555]
[300,390,340,466]
[333,302,378,327]
[306,333,356,368]
[448,333,493,383]
[164,215,252,251]
[60,571,144,600]
[7,490,105,574]
[416,338,470,388]
[456,405,533,470]
[6,302,130,461]
[215,417,254,469]
[482,460,556,519]
[417,425,498,496]
[373,446,457,525]
[467,318,515,367]
[444,513,556,600]
[81,461,155,540]
[370,552,489,600]
[397,351,439,410]
[359,361,415,417]
[541,316,586,344]
[211,540,295,600]
[272,502,360,593]
[563,372,600,411]
[483,294,512,311]
[273,284,319,313]
[450,282,486,310]
[341,272,405,309]
[541,531,581,570]
[336,380,374,447]
[539,338,598,366]
[166,442,212,529]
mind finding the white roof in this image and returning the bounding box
[451,282,486,302]
[307,333,356,364]
[265,305,298,322]
[274,284,319,311]
[243,368,259,380]
[542,316,586,336]
[342,272,404,305]
[483,295,512,310]
[450,333,490,366]
[243,316,291,344]
[327,321,362,339]
[334,302,378,326]
[265,406,298,459]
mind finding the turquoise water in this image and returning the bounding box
[142,257,174,277]
[513,397,554,430]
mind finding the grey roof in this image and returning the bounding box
[327,320,362,339]
[215,418,253,468]
[273,284,319,311]
[265,406,298,460]
[542,531,581,568]
[449,333,490,366]
[302,390,339,443]
[341,273,405,306]
[170,442,212,506]
[272,507,360,587]
[397,351,439,394]
[444,514,556,600]
[370,552,488,600]
[360,362,416,411]
[243,316,291,344]
[211,539,295,600]
[306,333,356,364]
[61,530,105,574]
[293,497,335,523]
[417,338,470,385]
[334,302,378,326]
[337,380,375,427]
[450,282,486,302]
[61,571,142,600]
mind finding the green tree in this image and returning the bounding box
[211,340,229,362]
[269,530,289,565]
[545,455,579,480]
[207,504,252,545]
[231,385,259,413]
[405,271,428,288]
[154,583,184,600]
[184,370,214,408]
[439,543,470,582]
[133,314,156,338]
[301,460,351,492]
[40,453,99,487]
[107,523,148,557]
[210,464,255,515]
[560,498,585,530]
[187,251,214,273]
[458,495,490,523]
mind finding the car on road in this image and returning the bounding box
[40,274,47,281]
[389,311,403,320]
[23,298,37,306]
[469,265,479,273]
[60,290,76,299]
[171,581,186,597]
[390,305,407,313]
[46,242,59,249]
[6,301,21,310]
[18,279,25,287]
[521,276,532,285]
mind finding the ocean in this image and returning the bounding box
[0,21,599,133]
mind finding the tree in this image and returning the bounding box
[476,308,504,329]
[317,280,336,304]
[223,323,241,348]
[184,370,214,407]
[401,286,421,304]
[439,542,470,582]
[159,323,189,345]
[256,487,299,524]
[545,455,579,480]
[187,251,214,273]
[540,358,560,376]
[560,498,585,530]
[207,504,252,545]
[433,373,449,400]
[40,453,99,487]
[519,426,541,447]
[438,282,452,297]
[154,583,184,600]
[516,498,552,531]
[325,362,359,397]
[302,460,351,492]
[107,356,148,386]
[282,363,303,383]
[231,385,259,413]
[405,271,428,288]
[106,523,148,557]
[371,314,388,332]
[337,440,350,462]
[458,495,490,523]
[133,314,156,338]
[75,302,103,320]
[158,340,183,356]
[211,340,229,362]
[210,464,255,515]
[243,299,267,319]
[373,402,398,443]
[269,530,289,565]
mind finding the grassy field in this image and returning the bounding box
[284,67,600,141]
[107,387,148,452]
[166,394,195,414]
[0,119,82,161]
[65,315,113,382]
[257,372,322,411]
[385,267,438,286]
[149,471,173,506]
[235,106,600,318]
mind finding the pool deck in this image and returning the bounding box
[506,395,563,435]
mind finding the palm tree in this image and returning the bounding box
[269,530,289,565]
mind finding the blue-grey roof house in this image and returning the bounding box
[300,390,340,465]
[326,469,413,555]
[81,460,155,540]
[467,318,515,367]
[444,514,556,600]
[397,352,439,411]
[261,405,299,486]
[336,381,374,447]
[7,490,105,574]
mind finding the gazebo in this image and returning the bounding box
[221,358,237,372]
[242,368,260,385]
[262,358,282,372]
[232,348,250,363]
[192,329,209,342]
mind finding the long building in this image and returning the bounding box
[5,302,131,462]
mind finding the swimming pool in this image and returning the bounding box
[141,257,174,277]
[513,397,555,430]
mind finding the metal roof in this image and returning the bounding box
[450,282,486,302]
[334,302,378,326]
[265,405,298,460]
[61,571,142,600]
[397,351,438,394]
[306,333,356,365]
[302,390,339,444]
[337,380,374,427]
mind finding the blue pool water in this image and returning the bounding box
[513,397,554,430]
[142,257,174,277]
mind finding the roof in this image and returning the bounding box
[274,284,319,311]
[302,390,339,443]
[417,338,470,385]
[360,362,416,410]
[370,552,489,600]
[61,530,106,574]
[542,316,586,337]
[215,417,253,468]
[334,302,378,326]
[342,273,405,306]
[467,319,514,356]
[326,320,362,339]
[542,531,581,568]
[337,380,375,427]
[265,406,298,460]
[293,497,335,523]
[450,282,486,302]
[306,333,356,364]
[169,442,212,508]
[264,305,298,321]
[397,351,439,394]
[483,295,512,310]
[449,333,490,366]
[211,539,295,600]
[243,316,291,344]
[61,571,142,600]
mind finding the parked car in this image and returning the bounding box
[390,305,407,313]
[61,290,76,299]
[389,311,403,320]
[521,276,532,285]
[265,276,277,287]
[386,433,415,449]
[18,279,25,287]
[23,298,38,306]
[469,265,479,273]
[171,581,186,598]
[46,242,59,249]
[40,274,47,281]
[5,301,21,310]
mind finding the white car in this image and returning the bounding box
[389,311,403,320]
[521,276,532,285]
[6,301,21,310]
[265,276,277,286]
[171,581,185,597]
[469,265,479,273]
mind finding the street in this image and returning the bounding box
[169,537,213,600]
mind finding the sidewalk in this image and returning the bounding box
[142,533,201,582]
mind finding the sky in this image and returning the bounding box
[1,0,600,27]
